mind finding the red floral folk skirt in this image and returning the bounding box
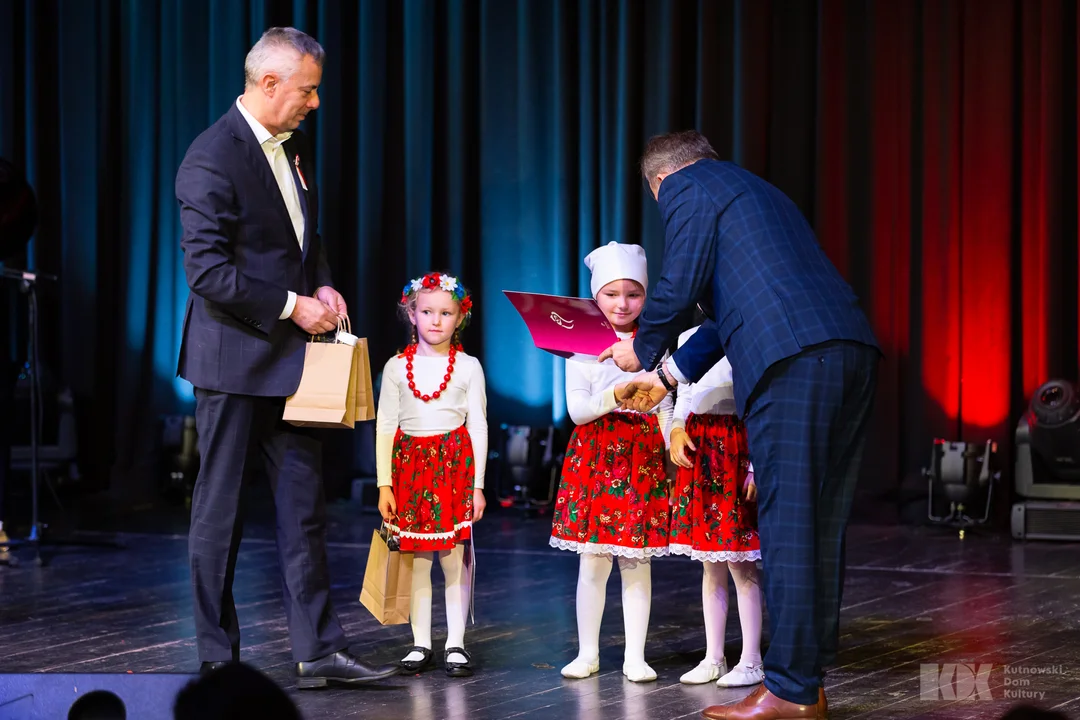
[669,413,760,563]
[550,412,670,559]
[387,425,474,553]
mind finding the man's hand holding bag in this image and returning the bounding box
[283,314,376,428]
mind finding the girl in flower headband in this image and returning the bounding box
[375,271,487,679]
[398,272,474,345]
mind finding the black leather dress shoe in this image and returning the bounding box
[295,650,401,689]
[199,661,230,675]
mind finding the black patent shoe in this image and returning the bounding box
[295,650,401,689]
[399,646,434,673]
[444,647,473,678]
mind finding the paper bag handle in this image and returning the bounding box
[336,315,359,346]
[308,313,352,343]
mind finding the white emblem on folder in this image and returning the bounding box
[550,312,575,329]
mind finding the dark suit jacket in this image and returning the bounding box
[175,104,333,397]
[634,159,880,416]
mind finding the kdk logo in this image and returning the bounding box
[920,663,994,701]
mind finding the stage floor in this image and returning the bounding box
[2,501,1079,719]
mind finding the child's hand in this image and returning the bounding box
[613,381,637,403]
[744,471,757,502]
[622,374,670,412]
[473,488,487,522]
[669,427,696,469]
[378,486,397,523]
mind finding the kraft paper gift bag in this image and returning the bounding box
[359,526,413,625]
[284,316,373,429]
[351,337,375,422]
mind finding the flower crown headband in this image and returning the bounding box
[400,272,474,315]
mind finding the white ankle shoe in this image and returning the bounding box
[622,662,657,683]
[561,657,600,679]
[716,661,765,687]
[680,658,728,685]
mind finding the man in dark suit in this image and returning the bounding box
[601,131,880,719]
[176,27,398,687]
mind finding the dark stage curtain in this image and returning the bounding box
[0,0,1077,521]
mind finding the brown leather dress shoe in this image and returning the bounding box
[702,684,827,720]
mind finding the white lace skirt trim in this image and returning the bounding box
[386,520,472,540]
[549,536,670,559]
[668,543,761,563]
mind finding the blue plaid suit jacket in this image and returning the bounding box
[175,104,333,397]
[633,160,879,416]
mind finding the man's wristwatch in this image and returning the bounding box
[656,364,676,392]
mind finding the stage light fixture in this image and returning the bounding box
[491,424,562,513]
[924,438,1000,538]
[1011,379,1080,541]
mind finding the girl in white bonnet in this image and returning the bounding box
[549,242,673,683]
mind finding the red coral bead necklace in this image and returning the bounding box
[403,343,456,402]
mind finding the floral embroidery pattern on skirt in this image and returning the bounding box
[669,413,760,563]
[550,412,670,559]
[387,425,474,552]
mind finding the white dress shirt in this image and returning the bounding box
[235,97,305,320]
[375,351,489,489]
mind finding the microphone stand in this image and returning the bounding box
[0,267,123,566]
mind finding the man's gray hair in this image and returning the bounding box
[640,130,720,181]
[244,27,325,88]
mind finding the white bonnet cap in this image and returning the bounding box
[584,241,648,298]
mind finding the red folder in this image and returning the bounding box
[504,291,618,362]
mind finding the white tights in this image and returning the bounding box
[568,553,654,676]
[702,559,763,666]
[403,544,470,665]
